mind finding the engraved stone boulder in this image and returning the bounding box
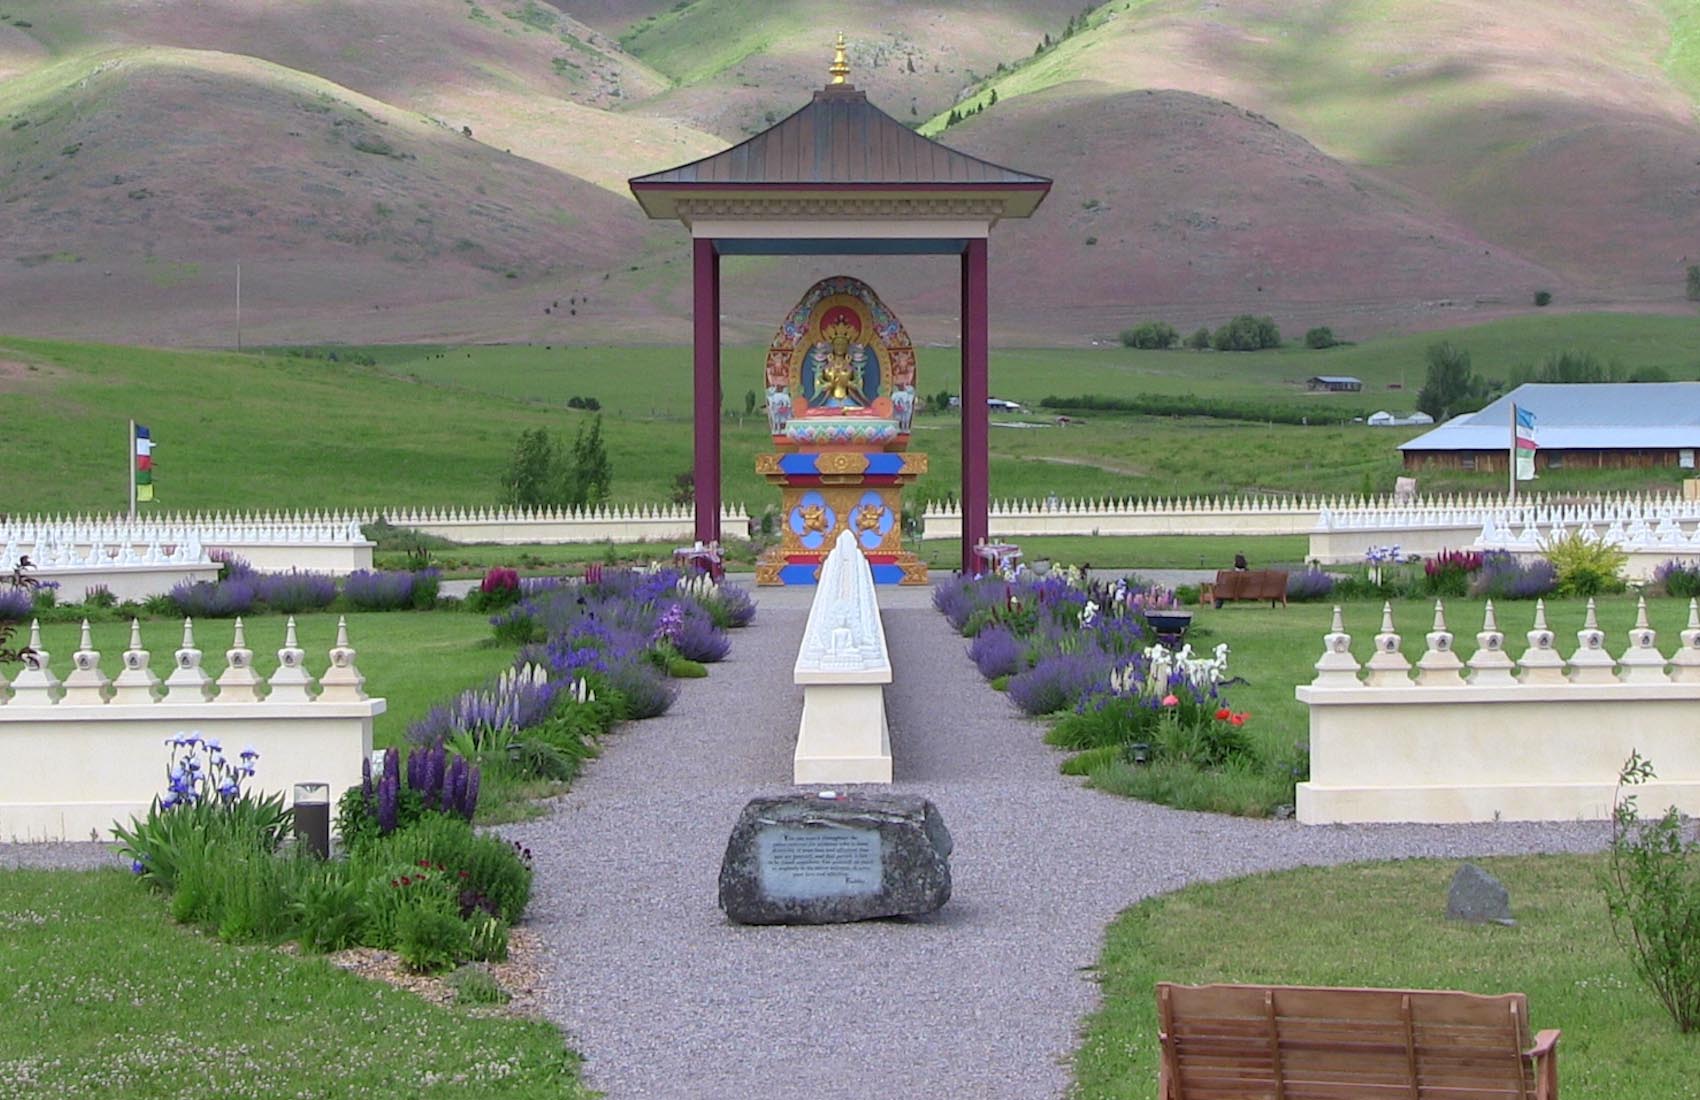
[1446,862,1515,926]
[718,793,953,925]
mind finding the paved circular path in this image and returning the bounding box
[504,585,1608,1100]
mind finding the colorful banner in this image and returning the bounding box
[135,423,154,502]
[1514,405,1537,482]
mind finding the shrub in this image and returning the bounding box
[1544,532,1627,597]
[1210,314,1281,351]
[291,862,365,952]
[1422,549,1484,597]
[254,571,338,613]
[1603,753,1700,1033]
[0,586,31,622]
[397,905,472,974]
[1303,326,1338,349]
[1652,560,1700,599]
[1471,553,1557,600]
[1006,649,1108,715]
[451,964,511,1004]
[1688,264,1700,302]
[1120,321,1178,349]
[968,625,1025,679]
[1534,290,1552,307]
[670,607,731,663]
[1184,326,1211,350]
[606,661,676,719]
[466,567,521,612]
[168,578,257,618]
[1286,567,1335,602]
[342,569,427,611]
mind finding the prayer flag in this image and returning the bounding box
[1513,405,1537,481]
[134,423,154,501]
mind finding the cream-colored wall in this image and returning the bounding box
[1294,598,1700,824]
[35,563,222,602]
[0,703,380,841]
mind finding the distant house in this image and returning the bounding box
[1399,382,1700,472]
[1367,410,1435,428]
[1307,375,1363,392]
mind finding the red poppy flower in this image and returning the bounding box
[1215,707,1232,721]
[1161,694,1179,707]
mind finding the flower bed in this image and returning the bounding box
[116,735,530,974]
[934,570,1301,816]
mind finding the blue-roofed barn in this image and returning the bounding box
[1399,382,1700,472]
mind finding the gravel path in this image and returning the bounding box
[505,586,1609,1100]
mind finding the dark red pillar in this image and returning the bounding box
[692,238,721,545]
[960,238,990,574]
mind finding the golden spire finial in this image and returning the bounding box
[829,32,850,85]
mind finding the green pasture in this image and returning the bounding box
[4,314,1699,517]
[1074,854,1694,1100]
[0,870,589,1099]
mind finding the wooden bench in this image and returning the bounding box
[1157,982,1560,1100]
[1211,569,1289,608]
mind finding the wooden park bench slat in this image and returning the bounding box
[1158,983,1560,1100]
[1211,570,1289,608]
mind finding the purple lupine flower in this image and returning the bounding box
[463,764,481,821]
[377,770,398,834]
[650,602,686,645]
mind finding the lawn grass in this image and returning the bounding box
[0,869,589,1099]
[1072,854,1696,1100]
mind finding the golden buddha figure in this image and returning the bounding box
[804,306,872,409]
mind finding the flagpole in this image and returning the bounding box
[127,418,136,519]
[1508,402,1517,501]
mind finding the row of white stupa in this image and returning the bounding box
[2,533,209,571]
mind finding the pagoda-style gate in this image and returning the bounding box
[630,39,1050,576]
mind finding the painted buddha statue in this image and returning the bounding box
[802,307,875,413]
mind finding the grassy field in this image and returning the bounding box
[1072,854,1695,1100]
[0,869,588,1099]
[7,314,1699,518]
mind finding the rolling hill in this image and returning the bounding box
[0,0,1697,345]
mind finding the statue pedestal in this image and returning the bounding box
[754,449,929,586]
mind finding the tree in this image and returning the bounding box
[1687,265,1700,302]
[1211,314,1281,351]
[500,428,558,509]
[1416,342,1496,421]
[1119,321,1178,349]
[565,415,612,506]
[743,389,758,416]
[1184,326,1212,350]
[988,88,998,106]
[1304,326,1338,349]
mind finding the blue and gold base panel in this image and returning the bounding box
[754,480,928,586]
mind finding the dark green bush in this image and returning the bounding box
[1303,326,1338,349]
[397,904,472,974]
[1534,290,1553,307]
[1184,326,1211,350]
[1211,314,1281,351]
[1119,321,1178,349]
